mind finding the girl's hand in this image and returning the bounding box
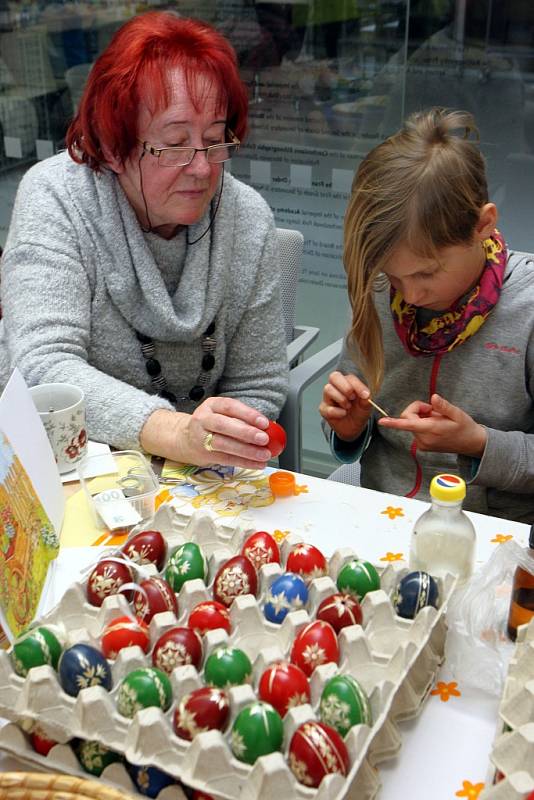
[319,371,373,442]
[378,393,487,457]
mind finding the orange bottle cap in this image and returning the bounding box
[269,471,295,497]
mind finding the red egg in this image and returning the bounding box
[267,420,287,457]
[122,529,167,571]
[101,615,150,659]
[290,620,339,677]
[289,721,349,787]
[188,601,231,635]
[133,576,179,623]
[286,543,327,582]
[258,661,310,717]
[316,593,363,633]
[86,559,134,607]
[30,727,57,756]
[213,555,257,608]
[152,627,203,673]
[173,686,230,740]
[192,792,215,800]
[241,531,280,570]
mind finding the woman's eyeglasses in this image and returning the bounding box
[138,129,240,167]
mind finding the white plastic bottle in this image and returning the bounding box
[409,474,476,583]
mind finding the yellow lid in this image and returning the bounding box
[430,473,466,502]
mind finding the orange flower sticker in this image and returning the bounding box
[380,552,404,562]
[455,780,485,799]
[381,506,404,519]
[491,534,513,544]
[294,484,309,495]
[273,529,290,543]
[431,681,461,702]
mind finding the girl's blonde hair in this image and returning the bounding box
[344,107,488,393]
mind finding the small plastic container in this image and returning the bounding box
[269,471,296,497]
[78,450,159,531]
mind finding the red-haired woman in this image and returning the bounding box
[0,12,288,468]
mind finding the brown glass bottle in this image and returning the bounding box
[507,525,534,641]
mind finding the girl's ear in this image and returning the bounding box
[475,203,498,240]
[101,144,124,174]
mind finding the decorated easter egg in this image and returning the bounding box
[75,739,123,776]
[58,643,112,696]
[213,555,257,607]
[393,570,439,619]
[263,572,309,624]
[290,620,339,677]
[336,559,380,600]
[192,792,215,800]
[188,600,231,635]
[258,661,310,717]
[127,764,177,798]
[165,542,207,592]
[173,687,230,740]
[204,646,252,688]
[152,627,203,673]
[133,576,178,623]
[101,615,150,659]
[122,529,167,571]
[117,667,172,717]
[231,701,284,764]
[10,626,62,677]
[286,543,327,581]
[241,531,280,570]
[86,559,134,607]
[319,674,372,736]
[30,726,58,756]
[289,721,349,787]
[316,593,363,632]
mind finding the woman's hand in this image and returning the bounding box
[140,398,272,469]
[319,371,373,442]
[378,393,487,457]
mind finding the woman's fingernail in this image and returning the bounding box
[362,390,370,399]
[255,431,269,445]
[256,416,269,428]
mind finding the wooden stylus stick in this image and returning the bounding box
[367,397,390,417]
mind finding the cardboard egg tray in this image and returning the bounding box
[0,506,455,800]
[480,617,534,800]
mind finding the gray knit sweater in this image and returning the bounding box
[0,152,289,447]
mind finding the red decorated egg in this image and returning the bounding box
[173,687,230,740]
[286,543,327,581]
[289,721,349,787]
[101,615,150,659]
[290,620,339,677]
[316,593,363,633]
[258,661,310,717]
[192,792,215,800]
[133,576,178,623]
[30,727,57,756]
[152,627,203,673]
[86,559,134,607]
[241,531,280,570]
[122,530,167,571]
[213,555,257,607]
[188,601,231,635]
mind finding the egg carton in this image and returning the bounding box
[480,618,534,799]
[0,721,187,800]
[0,507,455,800]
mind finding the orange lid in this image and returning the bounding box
[269,471,295,497]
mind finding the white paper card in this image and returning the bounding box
[61,440,115,484]
[93,488,142,529]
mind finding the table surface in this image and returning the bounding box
[2,466,529,799]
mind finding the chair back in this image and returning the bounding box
[276,227,304,344]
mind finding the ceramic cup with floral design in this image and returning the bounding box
[29,383,87,474]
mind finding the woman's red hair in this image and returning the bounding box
[66,12,248,171]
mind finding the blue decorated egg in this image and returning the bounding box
[127,763,177,797]
[58,643,112,696]
[393,571,439,619]
[263,572,309,624]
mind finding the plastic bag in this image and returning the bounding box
[445,539,533,696]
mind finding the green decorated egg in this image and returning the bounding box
[203,646,252,689]
[319,674,372,736]
[117,667,172,718]
[231,701,284,764]
[165,542,207,592]
[75,739,123,776]
[336,559,380,600]
[10,626,62,677]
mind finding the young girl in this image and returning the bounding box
[320,108,534,523]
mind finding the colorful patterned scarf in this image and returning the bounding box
[390,231,507,357]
